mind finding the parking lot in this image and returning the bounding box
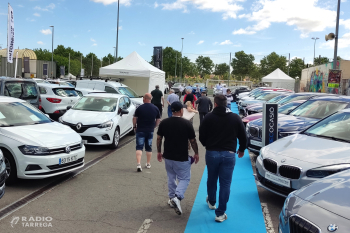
[0,96,287,233]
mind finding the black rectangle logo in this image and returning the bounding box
[262,103,278,146]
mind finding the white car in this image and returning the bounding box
[0,150,7,198]
[59,93,136,148]
[0,96,85,184]
[38,83,81,118]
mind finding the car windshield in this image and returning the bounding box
[0,102,51,127]
[267,95,288,103]
[278,94,311,105]
[194,83,205,87]
[173,83,182,87]
[72,97,118,112]
[256,93,280,101]
[305,112,350,142]
[4,81,38,100]
[278,101,304,114]
[290,100,348,119]
[117,87,139,98]
[53,88,78,97]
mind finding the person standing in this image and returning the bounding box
[199,94,247,222]
[157,101,199,215]
[195,91,213,125]
[133,93,161,172]
[166,89,179,117]
[195,85,201,98]
[225,89,233,110]
[178,84,184,100]
[183,89,197,109]
[151,85,164,117]
[221,84,227,96]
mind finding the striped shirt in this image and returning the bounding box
[167,93,180,104]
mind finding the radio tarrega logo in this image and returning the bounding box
[10,216,19,228]
[269,107,275,143]
[9,216,53,228]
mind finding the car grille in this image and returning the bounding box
[256,168,296,196]
[263,159,277,174]
[279,165,301,179]
[81,136,99,143]
[49,143,82,155]
[47,158,84,170]
[289,215,320,233]
[62,121,99,133]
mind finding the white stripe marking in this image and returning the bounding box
[261,203,275,233]
[137,219,153,233]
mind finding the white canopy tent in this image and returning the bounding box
[99,51,165,95]
[262,68,295,90]
[65,73,76,80]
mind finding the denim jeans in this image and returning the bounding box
[165,158,191,200]
[136,132,154,152]
[226,103,231,110]
[168,105,172,117]
[206,150,236,217]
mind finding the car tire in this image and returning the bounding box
[110,128,120,149]
[3,149,18,185]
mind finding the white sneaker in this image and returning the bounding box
[145,163,151,169]
[168,199,174,208]
[137,164,142,172]
[215,213,228,223]
[206,196,216,210]
[170,197,182,215]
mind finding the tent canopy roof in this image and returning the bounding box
[262,68,295,83]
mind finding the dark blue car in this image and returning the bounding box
[192,83,207,95]
[246,95,350,154]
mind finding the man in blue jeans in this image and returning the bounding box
[133,93,161,172]
[166,89,179,117]
[199,94,247,222]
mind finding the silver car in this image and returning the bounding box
[279,169,350,233]
[255,108,350,197]
[0,149,7,198]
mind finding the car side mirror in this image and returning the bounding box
[67,106,72,110]
[120,109,129,115]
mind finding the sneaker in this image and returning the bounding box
[215,213,228,223]
[168,199,174,208]
[137,164,142,172]
[170,197,182,215]
[145,163,151,169]
[206,196,216,210]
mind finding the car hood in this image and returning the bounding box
[295,169,350,220]
[243,100,265,105]
[265,134,350,166]
[62,109,116,125]
[243,113,263,122]
[0,122,81,147]
[246,103,263,110]
[130,98,143,105]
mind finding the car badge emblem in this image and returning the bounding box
[76,123,82,130]
[328,224,338,232]
[65,146,71,154]
[281,159,286,163]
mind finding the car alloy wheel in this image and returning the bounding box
[110,128,120,149]
[4,157,11,178]
[3,150,17,185]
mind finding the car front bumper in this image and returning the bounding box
[79,127,116,145]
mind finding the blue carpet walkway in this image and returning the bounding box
[184,104,266,233]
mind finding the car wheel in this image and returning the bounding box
[3,150,17,185]
[110,128,120,149]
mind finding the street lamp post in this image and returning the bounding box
[333,0,341,69]
[113,47,116,62]
[311,37,319,65]
[116,0,120,62]
[180,38,184,82]
[50,26,54,78]
[91,54,93,77]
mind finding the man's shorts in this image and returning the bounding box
[136,132,154,152]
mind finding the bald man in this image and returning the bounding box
[133,93,161,172]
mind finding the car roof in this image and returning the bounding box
[38,83,73,88]
[341,108,350,113]
[77,79,126,87]
[0,96,25,103]
[309,95,350,102]
[85,93,126,98]
[0,77,36,83]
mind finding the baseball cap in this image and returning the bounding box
[171,101,183,112]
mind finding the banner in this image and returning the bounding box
[80,68,84,77]
[60,66,65,76]
[7,4,15,63]
[262,103,278,147]
[153,47,163,70]
[24,57,30,73]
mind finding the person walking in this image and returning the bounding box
[183,89,197,109]
[178,84,184,100]
[151,85,164,117]
[157,101,199,215]
[225,89,233,110]
[195,85,201,98]
[199,94,247,222]
[133,93,161,172]
[195,91,213,125]
[221,84,227,96]
[166,89,179,117]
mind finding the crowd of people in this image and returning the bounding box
[132,85,246,223]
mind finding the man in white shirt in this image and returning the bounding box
[178,84,184,99]
[222,84,227,96]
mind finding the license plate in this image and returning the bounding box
[251,140,262,147]
[265,172,290,188]
[59,155,78,165]
[82,140,88,144]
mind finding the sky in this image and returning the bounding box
[0,0,350,65]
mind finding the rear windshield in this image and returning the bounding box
[53,88,78,97]
[4,81,38,100]
[278,101,304,114]
[290,100,348,119]
[118,87,139,98]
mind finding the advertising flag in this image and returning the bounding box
[7,4,15,63]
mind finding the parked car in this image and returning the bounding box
[255,108,350,198]
[244,93,292,116]
[59,93,136,148]
[239,92,288,112]
[191,83,207,94]
[66,80,77,87]
[0,149,7,198]
[0,77,41,109]
[32,78,45,83]
[171,83,186,95]
[232,86,251,100]
[46,80,75,88]
[236,87,270,102]
[38,83,80,119]
[246,95,349,154]
[279,169,350,233]
[0,96,85,184]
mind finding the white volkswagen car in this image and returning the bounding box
[0,96,85,184]
[59,93,136,148]
[255,108,350,197]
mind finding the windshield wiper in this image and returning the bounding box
[313,134,350,143]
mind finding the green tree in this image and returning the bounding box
[249,64,263,83]
[102,53,121,66]
[231,51,255,81]
[314,57,330,66]
[214,63,230,77]
[83,53,100,77]
[289,58,305,78]
[260,52,288,76]
[33,48,52,61]
[195,56,214,77]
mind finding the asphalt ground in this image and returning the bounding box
[0,96,285,233]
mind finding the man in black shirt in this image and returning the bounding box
[157,101,199,216]
[151,85,164,117]
[195,91,213,125]
[199,94,247,223]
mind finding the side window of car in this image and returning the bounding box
[39,87,47,94]
[105,86,118,94]
[124,97,131,108]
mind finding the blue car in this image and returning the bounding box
[192,83,207,96]
[246,95,350,154]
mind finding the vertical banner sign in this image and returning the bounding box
[328,69,341,94]
[153,47,163,70]
[80,69,84,77]
[7,4,15,63]
[262,103,278,147]
[60,66,65,76]
[24,57,30,73]
[43,64,48,76]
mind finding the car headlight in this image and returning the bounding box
[97,120,114,130]
[259,147,266,160]
[80,140,84,148]
[306,164,350,178]
[282,191,296,219]
[279,132,299,138]
[18,145,50,155]
[58,116,63,123]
